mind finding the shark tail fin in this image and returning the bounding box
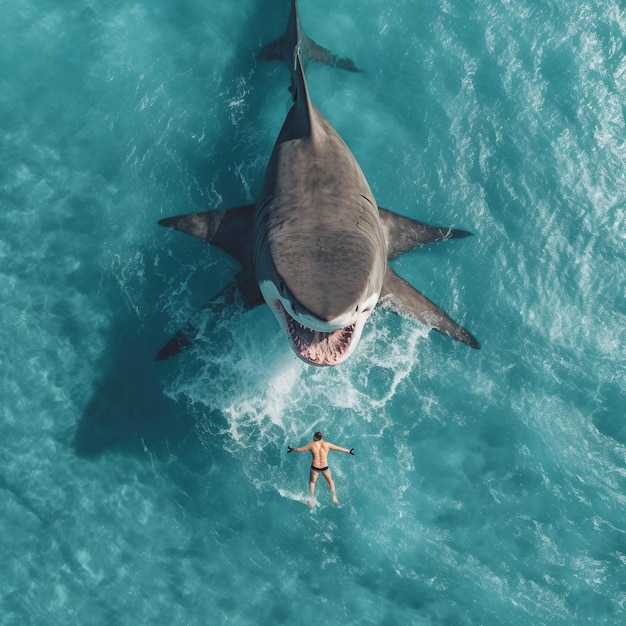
[257,0,361,72]
[301,34,361,72]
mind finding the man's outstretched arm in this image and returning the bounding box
[287,443,313,453]
[328,443,355,455]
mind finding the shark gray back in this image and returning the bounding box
[252,49,387,364]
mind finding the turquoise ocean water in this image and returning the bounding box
[1,0,625,623]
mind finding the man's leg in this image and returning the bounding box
[322,469,339,504]
[308,469,318,507]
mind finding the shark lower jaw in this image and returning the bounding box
[271,300,357,366]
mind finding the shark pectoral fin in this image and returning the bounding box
[155,331,193,361]
[378,207,473,260]
[155,282,242,361]
[380,268,480,349]
[158,205,255,266]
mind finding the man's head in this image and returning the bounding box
[314,431,323,441]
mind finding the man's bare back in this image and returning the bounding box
[288,432,354,506]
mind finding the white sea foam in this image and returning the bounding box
[166,308,428,444]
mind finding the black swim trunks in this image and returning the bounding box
[311,465,329,473]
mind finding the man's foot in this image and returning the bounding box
[332,494,339,505]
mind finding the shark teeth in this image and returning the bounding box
[274,301,355,365]
[288,319,356,365]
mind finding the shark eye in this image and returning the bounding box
[279,280,286,294]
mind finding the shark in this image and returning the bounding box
[157,0,479,366]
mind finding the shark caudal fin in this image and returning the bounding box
[257,0,361,72]
[380,267,480,349]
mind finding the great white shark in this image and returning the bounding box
[157,0,480,366]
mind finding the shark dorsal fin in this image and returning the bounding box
[290,49,315,138]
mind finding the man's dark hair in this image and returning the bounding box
[314,431,323,441]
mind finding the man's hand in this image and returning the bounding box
[349,448,355,455]
[287,446,294,453]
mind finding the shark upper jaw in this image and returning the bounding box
[260,281,376,366]
[273,300,361,366]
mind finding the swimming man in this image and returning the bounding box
[288,431,354,506]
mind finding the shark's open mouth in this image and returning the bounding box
[273,301,355,365]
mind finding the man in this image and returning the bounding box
[288,431,354,506]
